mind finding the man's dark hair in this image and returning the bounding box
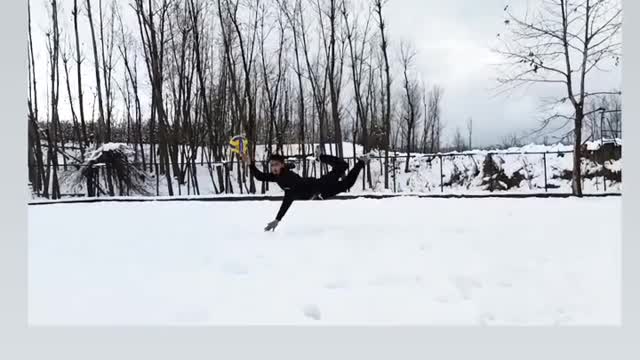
[269,154,286,163]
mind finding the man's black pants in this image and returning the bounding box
[315,155,365,199]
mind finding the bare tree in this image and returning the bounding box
[426,85,444,153]
[585,92,621,141]
[45,0,62,198]
[85,0,107,144]
[278,0,308,173]
[117,8,145,170]
[466,117,473,150]
[400,41,420,172]
[298,0,330,165]
[72,0,88,151]
[134,0,174,196]
[496,0,622,196]
[62,51,82,159]
[324,0,345,157]
[453,127,465,152]
[500,131,522,149]
[221,0,261,193]
[98,0,117,142]
[374,0,391,188]
[27,0,45,195]
[601,93,621,138]
[259,3,285,156]
[342,0,373,185]
[187,0,225,192]
[419,83,429,153]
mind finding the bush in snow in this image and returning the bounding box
[481,154,526,192]
[443,159,480,189]
[66,143,152,196]
[582,140,622,164]
[549,140,621,180]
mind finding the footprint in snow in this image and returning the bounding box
[302,304,322,321]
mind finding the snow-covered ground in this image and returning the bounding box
[28,197,621,325]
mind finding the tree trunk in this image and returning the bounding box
[375,0,391,189]
[73,0,88,152]
[85,0,106,144]
[572,109,584,196]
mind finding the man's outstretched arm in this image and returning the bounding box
[276,193,294,222]
[265,193,294,231]
[249,162,276,182]
[243,152,275,182]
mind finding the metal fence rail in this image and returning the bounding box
[28,192,622,206]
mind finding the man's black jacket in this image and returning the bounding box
[249,163,318,221]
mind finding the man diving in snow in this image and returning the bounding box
[242,147,371,231]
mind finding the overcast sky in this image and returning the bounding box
[383,0,621,146]
[31,0,622,147]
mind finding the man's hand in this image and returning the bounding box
[264,219,279,232]
[240,152,250,163]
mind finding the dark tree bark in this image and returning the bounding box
[375,0,391,189]
[85,0,107,144]
[27,0,46,195]
[72,0,88,152]
[134,0,174,196]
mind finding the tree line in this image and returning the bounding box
[27,0,621,199]
[28,0,452,198]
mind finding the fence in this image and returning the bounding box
[28,149,622,200]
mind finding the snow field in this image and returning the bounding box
[28,196,621,325]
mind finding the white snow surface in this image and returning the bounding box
[29,197,621,325]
